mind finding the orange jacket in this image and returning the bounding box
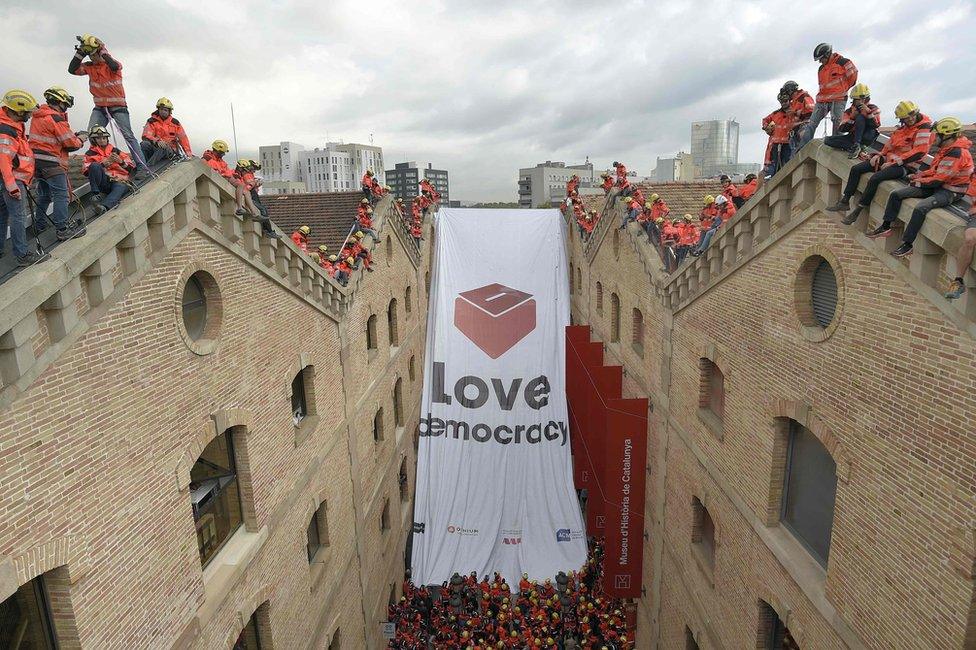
[739,179,758,200]
[721,183,739,202]
[650,199,670,220]
[83,143,134,181]
[29,104,83,169]
[699,204,720,227]
[291,231,309,252]
[71,55,126,108]
[816,53,858,103]
[202,150,234,180]
[234,169,258,192]
[716,201,736,222]
[914,136,973,193]
[839,101,880,131]
[361,173,373,189]
[678,222,699,246]
[566,176,580,195]
[601,177,613,193]
[661,222,680,244]
[762,108,793,144]
[0,111,34,191]
[614,163,627,182]
[788,89,815,121]
[142,111,192,155]
[966,174,976,215]
[880,114,932,168]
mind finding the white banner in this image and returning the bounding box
[411,208,586,588]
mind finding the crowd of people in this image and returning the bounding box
[1,32,441,283]
[564,41,975,295]
[388,538,632,649]
[283,172,438,286]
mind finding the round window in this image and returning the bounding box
[178,269,222,354]
[182,274,208,340]
[810,259,838,327]
[794,253,843,342]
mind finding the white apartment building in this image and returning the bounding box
[517,161,595,208]
[299,143,385,193]
[258,141,305,183]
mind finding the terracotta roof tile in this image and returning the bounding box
[265,191,365,254]
[579,180,726,218]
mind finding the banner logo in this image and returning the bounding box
[447,524,479,536]
[502,537,522,545]
[613,575,631,590]
[556,528,570,542]
[454,283,536,359]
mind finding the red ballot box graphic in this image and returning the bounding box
[454,283,536,358]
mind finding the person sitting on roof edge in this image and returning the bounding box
[866,117,972,258]
[83,125,134,217]
[291,225,310,252]
[827,101,932,225]
[944,172,976,301]
[140,97,191,169]
[824,83,880,159]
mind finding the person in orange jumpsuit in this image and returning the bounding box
[140,97,191,168]
[799,43,858,146]
[29,86,86,239]
[739,173,758,201]
[202,140,234,180]
[82,125,135,215]
[599,173,613,195]
[762,93,795,178]
[291,225,310,252]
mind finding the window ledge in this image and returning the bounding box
[294,414,322,447]
[762,525,827,592]
[309,548,333,593]
[691,543,715,588]
[631,343,644,358]
[696,408,724,441]
[198,526,269,628]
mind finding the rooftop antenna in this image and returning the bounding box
[230,103,240,159]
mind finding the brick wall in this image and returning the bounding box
[570,175,976,648]
[0,182,433,648]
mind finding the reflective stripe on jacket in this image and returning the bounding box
[0,111,34,190]
[880,114,932,169]
[816,53,858,103]
[73,59,126,107]
[29,104,83,168]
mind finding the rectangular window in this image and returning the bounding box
[307,511,321,562]
[780,421,837,566]
[373,408,384,442]
[381,499,390,532]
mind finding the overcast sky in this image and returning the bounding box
[3,0,975,201]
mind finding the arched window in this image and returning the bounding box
[291,366,315,425]
[366,314,378,353]
[576,267,582,295]
[190,429,245,567]
[610,293,620,342]
[699,358,725,423]
[399,458,409,502]
[380,498,391,532]
[757,600,797,649]
[386,235,393,262]
[387,298,399,347]
[409,355,416,381]
[779,420,837,566]
[596,282,603,314]
[691,496,716,576]
[373,408,384,443]
[393,378,404,428]
[632,308,644,357]
[405,286,413,316]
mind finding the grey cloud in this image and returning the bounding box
[3,0,975,201]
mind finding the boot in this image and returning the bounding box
[841,205,863,225]
[826,196,850,212]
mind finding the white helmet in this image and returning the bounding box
[715,195,728,205]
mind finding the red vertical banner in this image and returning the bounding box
[565,326,648,600]
[601,397,648,599]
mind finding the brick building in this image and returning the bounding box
[0,160,431,648]
[568,143,976,648]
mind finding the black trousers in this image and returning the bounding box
[844,162,907,204]
[824,114,878,150]
[882,185,961,244]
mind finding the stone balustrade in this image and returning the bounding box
[0,160,362,406]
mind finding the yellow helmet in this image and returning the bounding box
[328,254,338,262]
[211,140,230,153]
[43,86,74,108]
[345,256,355,264]
[318,244,328,252]
[644,201,652,209]
[649,193,659,202]
[850,83,870,99]
[155,97,174,110]
[683,213,693,221]
[89,125,110,139]
[655,217,664,224]
[298,225,310,235]
[2,89,38,114]
[79,34,102,53]
[236,158,252,168]
[703,195,715,205]
[354,230,364,238]
[934,117,963,137]
[894,101,919,120]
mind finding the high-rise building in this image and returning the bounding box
[385,162,450,203]
[300,143,385,194]
[691,120,740,178]
[517,161,595,208]
[259,141,305,183]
